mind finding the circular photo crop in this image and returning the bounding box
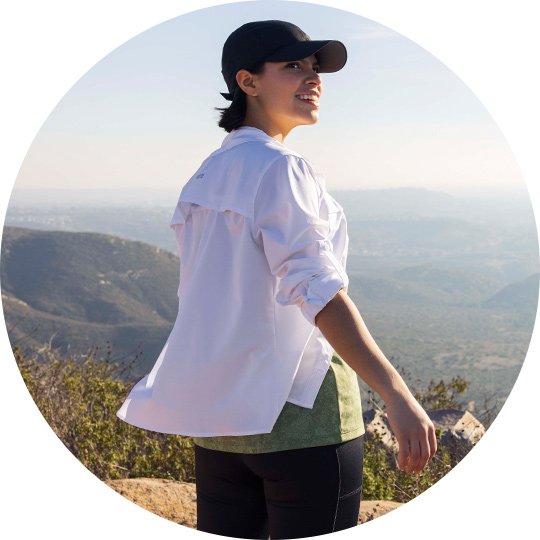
[2,1,538,537]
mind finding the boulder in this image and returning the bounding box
[105,478,402,528]
[362,407,485,463]
[105,478,197,528]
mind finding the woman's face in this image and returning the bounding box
[238,54,322,139]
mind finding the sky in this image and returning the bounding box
[11,0,526,202]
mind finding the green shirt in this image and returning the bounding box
[192,353,365,453]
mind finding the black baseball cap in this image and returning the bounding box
[220,20,347,100]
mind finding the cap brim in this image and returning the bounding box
[264,40,347,72]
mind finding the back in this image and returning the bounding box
[116,126,350,436]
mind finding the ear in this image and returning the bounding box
[236,69,258,97]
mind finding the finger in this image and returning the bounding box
[428,424,438,461]
[407,439,421,473]
[416,433,430,473]
[397,437,410,471]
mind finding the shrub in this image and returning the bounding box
[14,344,195,482]
[13,343,477,502]
[361,428,455,502]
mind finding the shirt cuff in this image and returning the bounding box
[300,270,348,326]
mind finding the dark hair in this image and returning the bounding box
[214,62,266,133]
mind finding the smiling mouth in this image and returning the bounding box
[295,96,320,107]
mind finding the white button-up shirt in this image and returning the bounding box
[116,126,350,436]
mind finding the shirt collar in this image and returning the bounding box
[220,126,286,150]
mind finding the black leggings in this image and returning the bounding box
[194,434,364,539]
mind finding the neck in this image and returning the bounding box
[241,110,293,144]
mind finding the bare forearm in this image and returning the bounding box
[315,288,412,405]
[315,287,438,473]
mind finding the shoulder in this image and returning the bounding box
[257,145,317,180]
[253,150,324,214]
[224,136,307,167]
[257,146,321,194]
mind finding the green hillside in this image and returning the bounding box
[1,227,179,376]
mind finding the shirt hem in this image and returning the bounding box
[191,425,366,454]
[116,411,276,437]
[286,362,330,408]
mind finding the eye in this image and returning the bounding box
[286,62,321,73]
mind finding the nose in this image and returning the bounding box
[306,69,322,87]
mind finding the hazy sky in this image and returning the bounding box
[14,0,524,199]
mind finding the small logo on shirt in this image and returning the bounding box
[196,173,205,179]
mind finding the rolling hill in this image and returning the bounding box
[1,225,537,412]
[1,227,179,376]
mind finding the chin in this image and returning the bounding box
[298,113,320,127]
[287,112,320,131]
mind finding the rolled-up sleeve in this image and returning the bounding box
[253,154,349,326]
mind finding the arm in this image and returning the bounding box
[253,154,348,326]
[253,155,436,473]
[315,288,438,475]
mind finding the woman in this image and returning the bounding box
[117,20,437,539]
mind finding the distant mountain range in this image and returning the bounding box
[1,185,539,411]
[5,187,538,265]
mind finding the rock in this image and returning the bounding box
[104,478,197,528]
[363,409,399,453]
[359,500,403,523]
[432,409,485,445]
[362,407,485,464]
[105,478,402,528]
[432,409,485,460]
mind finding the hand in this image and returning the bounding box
[384,393,437,475]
